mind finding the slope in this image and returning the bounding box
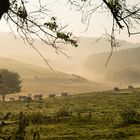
[0,57,98,97]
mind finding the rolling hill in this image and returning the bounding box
[0,32,139,76]
[0,57,99,98]
[1,32,140,92]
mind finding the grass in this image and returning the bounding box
[0,91,140,139]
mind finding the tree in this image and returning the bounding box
[0,0,140,67]
[0,0,10,19]
[0,69,22,101]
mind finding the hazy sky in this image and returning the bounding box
[0,0,140,42]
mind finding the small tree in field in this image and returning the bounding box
[0,69,22,101]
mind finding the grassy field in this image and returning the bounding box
[0,91,140,139]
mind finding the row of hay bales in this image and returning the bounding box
[113,85,134,92]
[49,92,68,98]
[9,92,69,102]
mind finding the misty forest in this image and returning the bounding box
[0,0,140,139]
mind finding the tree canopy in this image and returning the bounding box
[0,69,22,101]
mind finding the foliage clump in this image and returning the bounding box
[0,69,22,101]
[120,107,140,125]
[56,107,72,118]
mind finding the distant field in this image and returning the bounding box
[0,91,140,139]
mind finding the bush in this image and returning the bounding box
[56,107,72,117]
[31,112,44,125]
[120,107,140,125]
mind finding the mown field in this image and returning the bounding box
[0,91,140,140]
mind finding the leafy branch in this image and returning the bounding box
[1,0,78,68]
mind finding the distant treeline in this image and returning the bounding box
[85,47,140,83]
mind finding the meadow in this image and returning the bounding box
[0,91,140,140]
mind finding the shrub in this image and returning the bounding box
[120,107,140,125]
[56,107,72,117]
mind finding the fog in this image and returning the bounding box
[1,32,140,90]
